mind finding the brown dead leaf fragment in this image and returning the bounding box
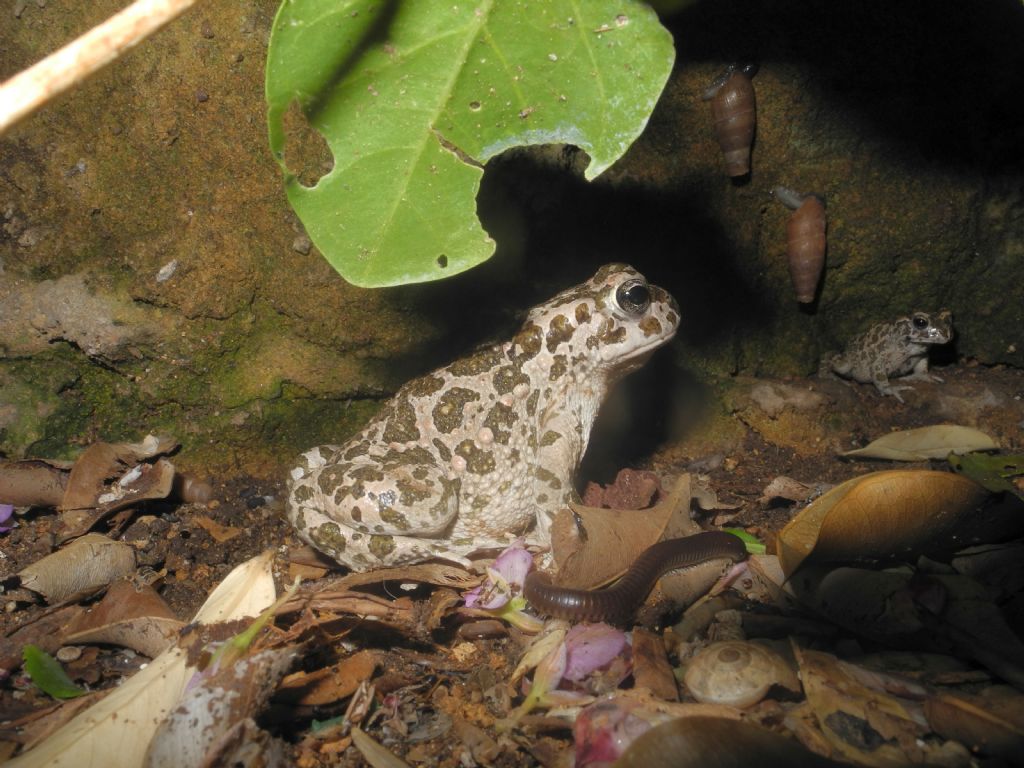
[550,475,693,590]
[631,629,679,701]
[278,650,379,706]
[193,514,242,543]
[18,533,136,603]
[63,580,183,658]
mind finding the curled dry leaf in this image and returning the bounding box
[61,435,177,511]
[842,425,999,461]
[776,470,1024,577]
[59,458,177,542]
[18,534,136,604]
[63,580,182,659]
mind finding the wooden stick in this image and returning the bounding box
[0,0,201,136]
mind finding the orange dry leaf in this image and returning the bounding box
[193,515,242,543]
[278,650,379,706]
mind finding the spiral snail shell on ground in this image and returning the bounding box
[703,64,757,177]
[774,186,826,304]
[683,640,799,708]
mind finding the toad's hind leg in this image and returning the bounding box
[287,449,461,568]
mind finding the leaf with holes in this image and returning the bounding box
[266,0,674,287]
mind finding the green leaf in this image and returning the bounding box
[22,644,86,699]
[266,0,674,287]
[722,528,767,555]
[948,452,1024,498]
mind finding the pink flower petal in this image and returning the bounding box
[563,623,628,682]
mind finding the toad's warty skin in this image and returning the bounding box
[287,264,680,570]
[821,310,953,402]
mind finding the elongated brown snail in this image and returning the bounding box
[683,640,800,708]
[703,64,757,177]
[774,186,826,304]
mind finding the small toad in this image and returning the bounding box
[287,264,680,570]
[820,310,953,402]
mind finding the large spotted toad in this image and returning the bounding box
[821,310,953,402]
[287,264,680,570]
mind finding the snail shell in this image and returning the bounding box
[683,640,799,708]
[775,187,826,304]
[703,64,757,177]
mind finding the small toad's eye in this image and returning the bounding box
[616,279,650,315]
[912,314,929,329]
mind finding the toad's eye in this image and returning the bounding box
[912,315,928,329]
[616,279,650,315]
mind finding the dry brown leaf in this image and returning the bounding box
[278,650,378,706]
[61,435,177,511]
[549,475,693,590]
[794,645,929,767]
[63,580,182,658]
[843,425,999,461]
[193,515,242,543]
[0,459,70,506]
[18,534,136,604]
[776,470,1024,576]
[631,629,679,702]
[925,689,1024,762]
[59,458,176,541]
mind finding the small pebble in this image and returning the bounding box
[292,234,312,255]
[195,89,209,103]
[56,646,82,663]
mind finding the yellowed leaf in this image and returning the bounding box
[776,470,1019,576]
[842,425,999,461]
